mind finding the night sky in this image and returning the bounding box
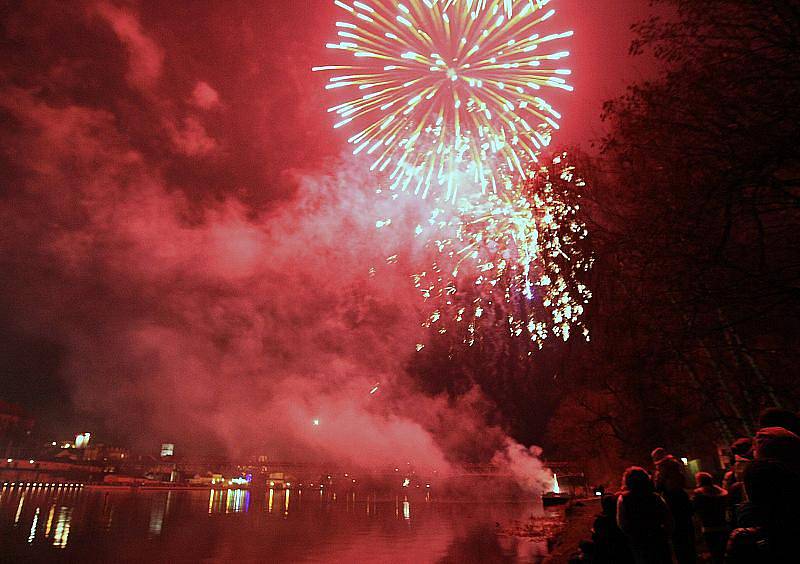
[0,1,656,458]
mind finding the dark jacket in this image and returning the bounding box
[618,492,674,564]
[692,485,728,531]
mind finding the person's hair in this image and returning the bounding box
[650,447,667,462]
[622,466,653,495]
[754,427,800,464]
[743,458,800,520]
[601,493,617,516]
[695,471,713,487]
[759,407,800,435]
[730,437,753,458]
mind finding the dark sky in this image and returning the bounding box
[0,0,657,459]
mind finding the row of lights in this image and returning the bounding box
[1,483,84,488]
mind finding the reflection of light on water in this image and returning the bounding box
[225,489,249,514]
[208,489,232,514]
[208,489,251,515]
[268,489,274,513]
[101,495,114,531]
[0,486,559,560]
[53,507,72,548]
[149,493,170,537]
[14,494,25,525]
[45,504,55,537]
[27,507,40,543]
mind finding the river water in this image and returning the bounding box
[0,484,563,563]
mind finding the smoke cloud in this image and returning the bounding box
[0,0,556,491]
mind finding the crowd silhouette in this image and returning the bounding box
[569,407,800,563]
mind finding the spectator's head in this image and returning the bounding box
[733,455,750,481]
[622,466,653,495]
[754,427,800,465]
[759,407,800,435]
[730,437,753,460]
[650,447,668,463]
[695,471,714,487]
[600,493,617,516]
[743,458,800,521]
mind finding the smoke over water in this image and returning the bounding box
[0,1,552,493]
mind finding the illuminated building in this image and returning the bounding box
[74,433,91,449]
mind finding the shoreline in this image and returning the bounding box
[544,498,600,563]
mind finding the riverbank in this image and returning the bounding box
[544,498,600,563]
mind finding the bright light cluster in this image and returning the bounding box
[412,153,592,350]
[314,0,573,201]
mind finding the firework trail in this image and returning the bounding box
[412,153,592,351]
[314,0,572,202]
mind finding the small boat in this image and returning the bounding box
[541,492,571,506]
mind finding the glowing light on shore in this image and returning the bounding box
[314,0,573,201]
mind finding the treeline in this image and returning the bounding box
[409,1,800,479]
[545,0,800,479]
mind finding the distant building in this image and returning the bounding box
[82,444,130,463]
[0,400,35,458]
[74,432,92,449]
[160,443,175,458]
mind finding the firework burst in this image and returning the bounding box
[314,0,573,201]
[412,153,592,350]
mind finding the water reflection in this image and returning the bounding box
[148,492,172,537]
[52,506,72,548]
[27,506,39,543]
[45,503,56,537]
[225,489,249,514]
[0,484,562,563]
[13,493,24,525]
[207,488,250,515]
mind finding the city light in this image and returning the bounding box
[74,432,91,449]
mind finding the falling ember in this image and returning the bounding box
[313,0,573,201]
[413,152,592,351]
